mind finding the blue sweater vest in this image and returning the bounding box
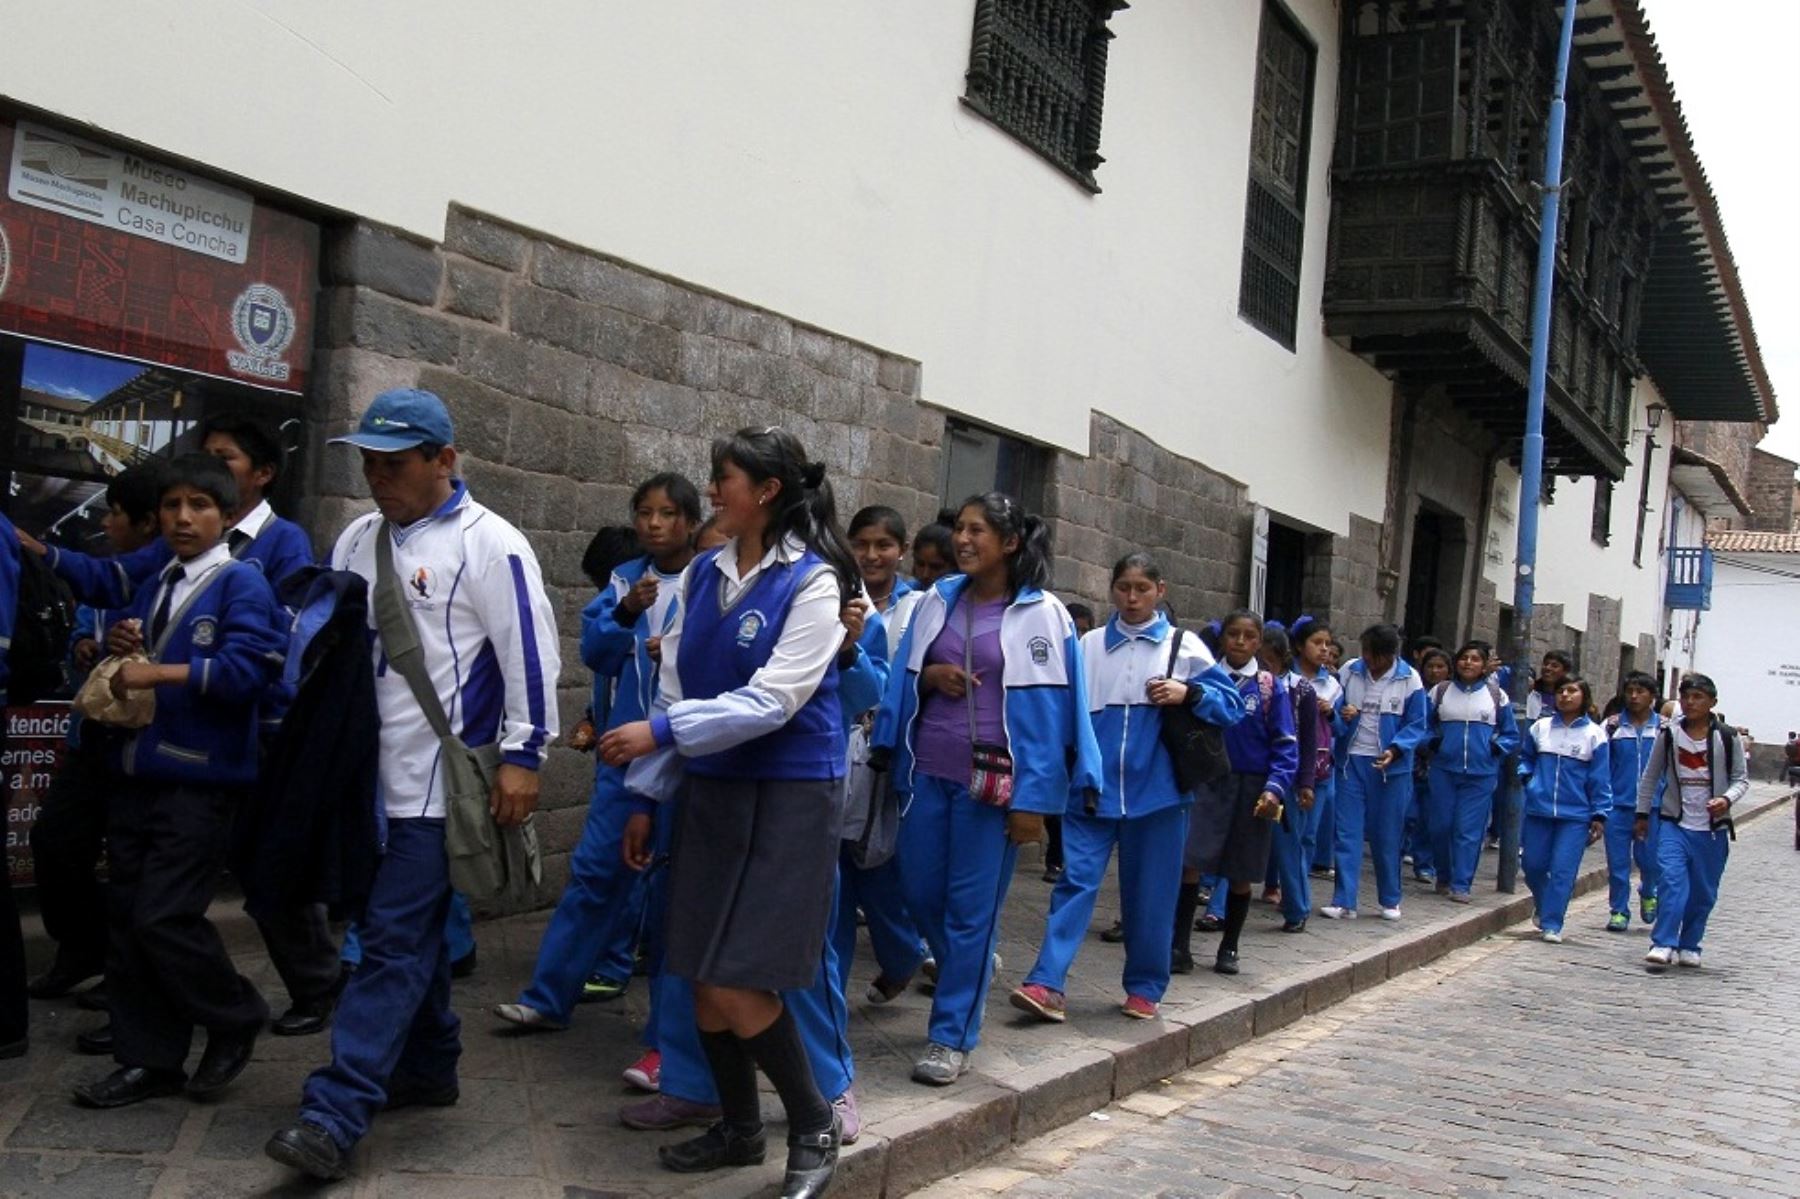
[677,547,843,781]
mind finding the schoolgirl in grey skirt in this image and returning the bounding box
[602,427,863,1199]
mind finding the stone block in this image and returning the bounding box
[509,286,593,355]
[327,287,459,365]
[1184,997,1254,1065]
[530,241,670,322]
[676,333,722,391]
[1000,1046,1115,1143]
[592,306,680,382]
[457,327,531,397]
[1300,960,1357,1013]
[444,207,530,271]
[811,374,864,425]
[416,368,516,464]
[872,1083,1018,1197]
[459,458,531,527]
[1252,978,1309,1036]
[537,475,586,534]
[522,341,591,414]
[443,257,507,323]
[1110,1024,1194,1098]
[0,1154,160,1199]
[309,346,423,425]
[878,353,921,395]
[1349,946,1391,992]
[324,222,443,306]
[567,418,626,487]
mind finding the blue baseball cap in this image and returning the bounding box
[329,388,455,452]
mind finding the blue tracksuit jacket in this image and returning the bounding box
[1604,711,1665,811]
[1078,614,1246,820]
[1519,714,1611,822]
[873,576,1101,816]
[1427,678,1521,777]
[1334,657,1430,768]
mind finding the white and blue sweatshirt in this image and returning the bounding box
[332,481,562,820]
[1605,710,1666,812]
[1427,678,1521,778]
[872,575,1102,817]
[1335,656,1430,768]
[1079,614,1246,820]
[1519,713,1611,822]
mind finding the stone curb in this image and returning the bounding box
[692,790,1793,1198]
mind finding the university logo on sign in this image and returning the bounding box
[226,283,296,382]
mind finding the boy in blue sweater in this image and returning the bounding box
[72,454,285,1109]
[1603,672,1664,932]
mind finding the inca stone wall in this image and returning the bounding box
[1745,449,1797,532]
[299,210,943,909]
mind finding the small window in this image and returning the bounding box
[1591,479,1613,547]
[1238,1,1317,349]
[961,0,1128,193]
[942,418,1047,514]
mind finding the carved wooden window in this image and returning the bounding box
[1239,1,1316,350]
[962,0,1127,193]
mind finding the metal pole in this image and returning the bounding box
[1499,0,1579,894]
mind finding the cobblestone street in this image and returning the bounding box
[918,806,1800,1198]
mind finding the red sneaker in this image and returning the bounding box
[621,1049,660,1093]
[1008,983,1066,1023]
[1121,994,1159,1020]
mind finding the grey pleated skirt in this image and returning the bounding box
[664,774,845,992]
[1183,772,1275,885]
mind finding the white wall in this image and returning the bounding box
[0,0,1394,534]
[1695,554,1800,743]
[1481,380,1673,651]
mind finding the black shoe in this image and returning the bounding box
[384,1075,460,1111]
[73,1066,186,1109]
[1195,914,1223,934]
[76,984,111,1012]
[1280,919,1308,933]
[659,1122,768,1173]
[27,958,103,1000]
[271,994,336,1037]
[1099,920,1125,943]
[75,1023,114,1056]
[1214,949,1241,976]
[187,1027,257,1099]
[1170,949,1194,975]
[1041,865,1063,884]
[450,946,478,980]
[266,1122,347,1180]
[0,1037,26,1060]
[782,1114,841,1199]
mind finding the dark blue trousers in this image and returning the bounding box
[302,818,459,1149]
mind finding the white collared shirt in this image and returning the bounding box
[151,543,233,630]
[229,499,275,549]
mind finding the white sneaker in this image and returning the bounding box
[492,1002,567,1031]
[1676,950,1703,969]
[911,1042,970,1086]
[1541,929,1563,944]
[1319,905,1357,920]
[1380,907,1402,922]
[1644,946,1674,972]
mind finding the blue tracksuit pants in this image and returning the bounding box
[1604,804,1661,920]
[1310,774,1337,874]
[656,876,853,1105]
[1025,805,1187,1003]
[1426,767,1493,896]
[1520,814,1590,935]
[832,846,926,997]
[1272,790,1321,925]
[899,772,1017,1052]
[517,770,648,1023]
[1650,823,1729,953]
[339,891,473,968]
[1333,756,1410,911]
[1403,782,1436,879]
[302,818,460,1149]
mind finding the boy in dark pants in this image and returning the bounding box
[72,454,285,1108]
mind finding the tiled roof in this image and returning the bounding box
[1707,530,1800,555]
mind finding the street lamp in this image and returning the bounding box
[1633,404,1666,567]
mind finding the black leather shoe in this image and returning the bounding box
[1214,949,1241,976]
[1169,949,1194,975]
[1280,919,1308,933]
[450,945,478,979]
[271,994,335,1037]
[781,1113,842,1199]
[658,1122,768,1173]
[72,1066,186,1108]
[1099,920,1125,943]
[186,1027,257,1099]
[75,1023,114,1056]
[384,1075,460,1111]
[27,959,103,1000]
[266,1122,347,1180]
[76,984,111,1012]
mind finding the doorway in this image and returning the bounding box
[1403,505,1467,644]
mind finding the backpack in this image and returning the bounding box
[1157,631,1233,791]
[9,550,77,704]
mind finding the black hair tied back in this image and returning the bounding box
[802,461,827,490]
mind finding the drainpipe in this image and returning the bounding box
[1499,0,1578,894]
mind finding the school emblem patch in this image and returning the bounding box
[1027,636,1051,666]
[191,618,217,649]
[736,609,767,647]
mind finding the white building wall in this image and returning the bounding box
[1481,379,1673,651]
[1694,555,1800,744]
[0,0,1393,535]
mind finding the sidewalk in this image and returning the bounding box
[3,783,1790,1199]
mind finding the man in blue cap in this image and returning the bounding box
[267,389,561,1179]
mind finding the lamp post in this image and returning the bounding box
[1633,404,1665,568]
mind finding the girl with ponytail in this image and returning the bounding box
[871,492,1101,1085]
[600,426,854,1196]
